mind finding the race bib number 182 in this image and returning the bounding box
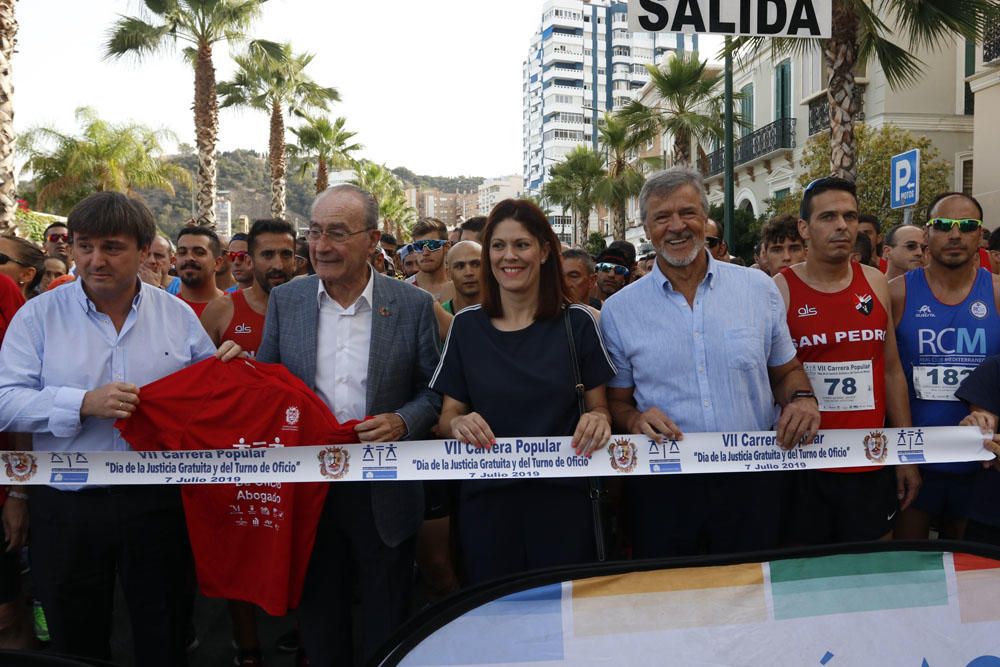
[912,366,972,402]
[803,360,876,412]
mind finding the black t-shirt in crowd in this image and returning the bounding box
[955,355,1000,528]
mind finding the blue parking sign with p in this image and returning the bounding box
[890,149,920,209]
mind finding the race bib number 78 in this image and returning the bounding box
[803,360,876,412]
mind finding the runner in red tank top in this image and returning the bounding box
[194,218,298,665]
[201,220,297,358]
[774,177,919,545]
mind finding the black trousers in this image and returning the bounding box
[29,485,190,666]
[297,483,415,667]
[459,481,595,585]
[628,472,787,558]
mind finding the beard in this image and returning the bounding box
[256,270,290,294]
[659,235,704,268]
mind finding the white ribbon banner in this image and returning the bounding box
[1,426,992,486]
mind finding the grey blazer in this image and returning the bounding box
[257,270,442,547]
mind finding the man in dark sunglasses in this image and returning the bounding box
[42,222,73,272]
[704,218,730,263]
[594,249,630,303]
[407,217,454,303]
[889,191,1000,541]
[882,223,927,281]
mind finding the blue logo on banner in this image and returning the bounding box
[363,467,397,480]
[896,429,926,463]
[649,459,681,473]
[50,468,89,484]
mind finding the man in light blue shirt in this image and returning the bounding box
[601,167,820,558]
[0,192,240,665]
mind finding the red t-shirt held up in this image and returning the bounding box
[116,357,360,616]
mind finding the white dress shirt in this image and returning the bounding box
[314,270,374,423]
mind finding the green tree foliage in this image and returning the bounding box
[218,42,339,217]
[288,115,362,194]
[585,232,607,257]
[708,204,765,265]
[616,54,733,167]
[544,146,606,245]
[18,107,191,214]
[596,113,660,241]
[763,123,952,228]
[351,161,418,240]
[390,167,483,194]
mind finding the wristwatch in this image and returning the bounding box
[789,389,818,404]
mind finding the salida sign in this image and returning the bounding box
[628,0,832,39]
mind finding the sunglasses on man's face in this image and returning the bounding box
[411,239,448,253]
[227,250,250,262]
[596,262,630,277]
[704,236,721,248]
[896,241,928,252]
[47,233,70,244]
[0,252,30,268]
[927,218,982,233]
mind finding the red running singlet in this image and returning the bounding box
[222,289,265,357]
[783,263,888,472]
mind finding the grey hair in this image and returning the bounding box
[562,247,596,274]
[311,183,380,230]
[639,167,710,225]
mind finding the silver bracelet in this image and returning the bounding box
[7,490,28,500]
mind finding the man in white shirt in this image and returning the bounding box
[257,184,441,666]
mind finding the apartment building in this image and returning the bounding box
[521,0,693,214]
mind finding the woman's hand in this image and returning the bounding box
[572,410,611,458]
[449,412,496,449]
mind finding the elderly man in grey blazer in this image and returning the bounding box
[257,184,441,666]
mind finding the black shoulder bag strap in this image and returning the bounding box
[564,307,609,562]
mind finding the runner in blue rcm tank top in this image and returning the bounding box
[889,192,1000,539]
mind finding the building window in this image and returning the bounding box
[773,188,791,202]
[740,83,754,137]
[775,60,792,121]
[962,159,974,195]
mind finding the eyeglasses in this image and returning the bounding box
[0,252,30,268]
[596,262,630,277]
[411,239,448,253]
[895,241,928,252]
[704,236,721,248]
[46,233,69,244]
[926,218,983,233]
[306,226,370,243]
[227,250,250,262]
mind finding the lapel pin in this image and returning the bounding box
[378,306,391,317]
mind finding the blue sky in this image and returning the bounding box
[15,1,721,178]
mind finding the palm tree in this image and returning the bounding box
[545,146,606,245]
[351,161,417,239]
[0,0,15,233]
[105,0,267,227]
[733,0,998,180]
[596,113,660,241]
[289,115,362,194]
[616,54,730,168]
[18,107,191,214]
[219,43,339,218]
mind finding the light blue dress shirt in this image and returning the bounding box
[599,252,796,433]
[0,279,216,487]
